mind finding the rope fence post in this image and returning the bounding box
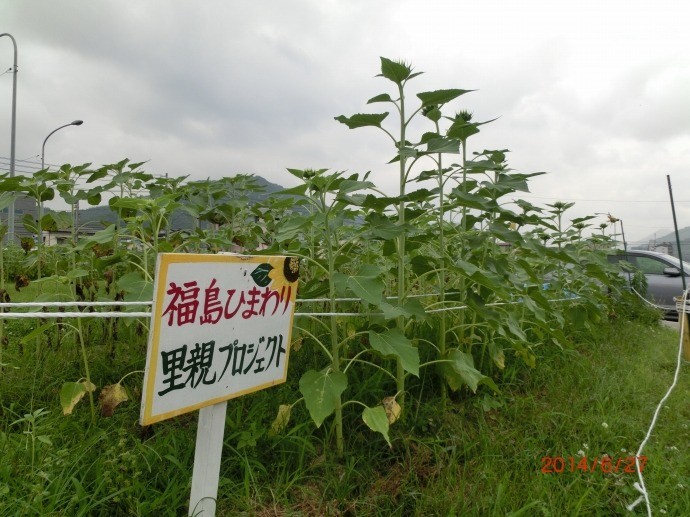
[682,312,690,361]
[676,297,690,362]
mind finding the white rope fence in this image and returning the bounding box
[0,301,151,319]
[0,311,152,319]
[0,301,149,307]
[626,287,689,515]
[0,292,581,320]
[630,286,674,313]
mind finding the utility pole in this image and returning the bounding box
[0,33,18,244]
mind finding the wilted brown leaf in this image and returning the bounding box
[60,380,96,416]
[99,383,129,417]
[269,404,292,435]
[382,396,401,424]
[493,350,505,370]
[84,380,97,392]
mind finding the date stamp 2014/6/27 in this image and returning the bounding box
[541,455,647,474]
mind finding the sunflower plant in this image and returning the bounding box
[0,58,626,464]
[335,57,502,405]
[262,167,422,455]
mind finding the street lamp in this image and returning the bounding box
[41,119,84,243]
[41,120,84,169]
[1,33,18,244]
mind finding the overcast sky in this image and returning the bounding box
[1,0,689,243]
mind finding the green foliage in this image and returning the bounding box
[441,349,492,393]
[369,328,419,377]
[361,405,391,446]
[59,380,95,416]
[1,319,684,515]
[0,55,635,503]
[299,369,347,428]
[1,243,25,282]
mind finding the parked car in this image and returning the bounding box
[608,249,690,319]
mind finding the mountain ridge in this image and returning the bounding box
[58,175,287,231]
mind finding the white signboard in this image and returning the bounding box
[140,253,299,426]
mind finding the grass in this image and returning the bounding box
[429,320,690,516]
[1,305,690,515]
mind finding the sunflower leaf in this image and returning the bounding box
[369,328,419,376]
[346,265,385,305]
[299,369,347,428]
[60,380,96,416]
[362,405,392,447]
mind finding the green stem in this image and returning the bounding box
[117,370,144,386]
[474,172,500,371]
[295,315,331,334]
[414,337,441,354]
[341,400,368,410]
[0,243,3,372]
[323,191,343,457]
[36,197,43,280]
[76,318,95,423]
[0,238,5,290]
[395,81,407,410]
[457,139,468,345]
[343,357,397,381]
[71,188,78,247]
[419,359,455,368]
[70,245,95,423]
[293,324,333,360]
[435,120,448,404]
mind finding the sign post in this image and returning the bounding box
[189,401,228,516]
[140,253,299,515]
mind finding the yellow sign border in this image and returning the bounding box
[140,253,297,426]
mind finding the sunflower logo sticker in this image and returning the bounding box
[250,256,300,302]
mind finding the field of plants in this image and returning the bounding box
[1,58,675,515]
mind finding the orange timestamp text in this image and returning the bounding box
[541,455,647,474]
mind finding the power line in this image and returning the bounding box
[517,195,690,204]
[0,157,167,183]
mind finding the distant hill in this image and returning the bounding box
[652,227,690,243]
[72,175,286,231]
[630,226,690,259]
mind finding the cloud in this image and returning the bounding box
[2,0,690,242]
